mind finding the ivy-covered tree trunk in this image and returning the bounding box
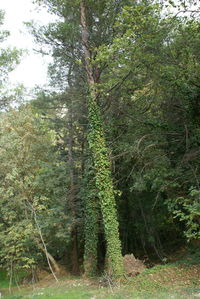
[80,0,124,277]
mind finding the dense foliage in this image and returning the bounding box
[0,0,200,280]
[0,10,23,108]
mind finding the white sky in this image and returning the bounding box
[1,0,57,89]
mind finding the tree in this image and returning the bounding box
[95,0,200,252]
[0,10,22,108]
[0,106,68,274]
[79,0,124,277]
[30,0,127,277]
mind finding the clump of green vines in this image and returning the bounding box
[87,93,124,277]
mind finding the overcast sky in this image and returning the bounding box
[1,0,57,89]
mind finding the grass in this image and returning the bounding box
[1,252,200,299]
[3,285,200,299]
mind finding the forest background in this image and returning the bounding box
[0,0,200,280]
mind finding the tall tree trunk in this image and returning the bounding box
[83,162,100,276]
[80,0,124,277]
[68,103,79,275]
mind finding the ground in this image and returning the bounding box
[1,252,200,299]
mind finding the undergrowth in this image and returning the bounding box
[1,251,200,299]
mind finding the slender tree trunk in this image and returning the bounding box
[80,0,124,277]
[67,103,79,275]
[71,227,79,274]
[83,163,100,276]
[65,62,80,275]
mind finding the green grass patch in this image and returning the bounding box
[2,257,200,299]
[4,286,200,299]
